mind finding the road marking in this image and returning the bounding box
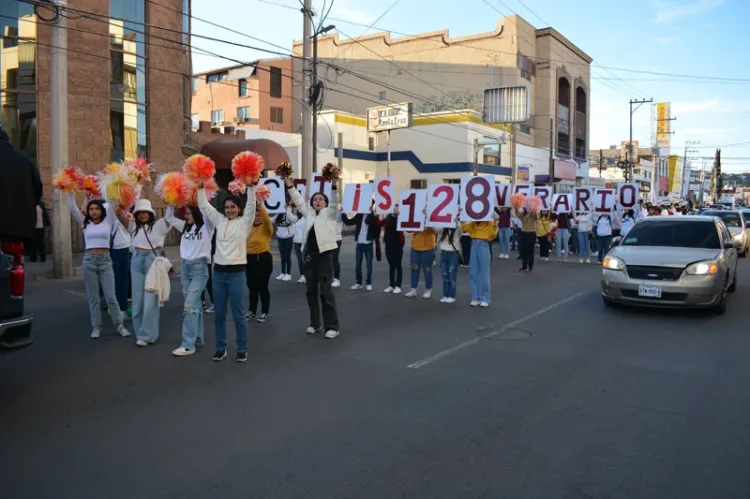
[407,292,585,369]
[63,289,87,297]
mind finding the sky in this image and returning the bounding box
[191,0,750,172]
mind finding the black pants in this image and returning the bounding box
[278,237,293,274]
[205,262,213,303]
[304,251,339,331]
[538,235,550,258]
[460,235,472,266]
[520,231,536,270]
[385,245,403,288]
[246,252,272,315]
[30,228,46,262]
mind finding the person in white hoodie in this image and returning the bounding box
[575,212,593,263]
[595,212,613,264]
[273,206,296,282]
[284,175,341,339]
[198,186,256,363]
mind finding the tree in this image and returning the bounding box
[714,148,723,199]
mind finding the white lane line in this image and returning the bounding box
[63,289,87,297]
[407,292,585,369]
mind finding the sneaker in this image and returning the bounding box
[282,274,292,282]
[90,328,101,339]
[470,300,480,307]
[446,298,456,304]
[351,283,362,290]
[324,329,340,339]
[298,276,307,284]
[213,350,227,362]
[306,325,320,335]
[245,311,256,320]
[392,287,402,295]
[498,254,504,259]
[275,273,285,281]
[121,309,131,321]
[172,347,195,357]
[136,339,149,347]
[404,289,417,298]
[204,305,215,314]
[331,278,340,288]
[586,258,591,264]
[579,258,584,263]
[256,313,268,323]
[366,284,372,291]
[117,324,131,337]
[236,352,248,363]
[439,297,448,303]
[480,301,490,308]
[422,290,432,299]
[384,286,394,293]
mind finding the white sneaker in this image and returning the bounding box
[298,276,307,284]
[404,289,417,298]
[332,278,340,288]
[324,329,340,339]
[90,328,101,339]
[366,285,372,291]
[275,273,285,281]
[579,258,584,263]
[351,284,362,290]
[505,254,510,259]
[586,258,591,264]
[136,339,149,347]
[392,287,402,294]
[422,290,432,299]
[117,325,131,337]
[384,286,394,293]
[446,298,456,304]
[172,347,195,357]
[306,326,320,335]
[498,254,504,259]
[439,297,448,303]
[480,301,490,308]
[470,300,480,307]
[282,274,292,282]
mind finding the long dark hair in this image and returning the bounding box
[441,228,456,242]
[83,199,107,229]
[183,205,204,233]
[133,211,156,236]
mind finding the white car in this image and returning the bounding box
[701,210,748,257]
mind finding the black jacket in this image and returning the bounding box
[342,213,378,242]
[0,129,42,241]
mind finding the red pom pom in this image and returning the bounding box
[156,172,189,206]
[231,151,264,184]
[228,180,247,195]
[183,154,216,182]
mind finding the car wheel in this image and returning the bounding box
[729,269,738,293]
[712,282,728,315]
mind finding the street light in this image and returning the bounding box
[310,24,336,173]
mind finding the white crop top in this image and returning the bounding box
[129,217,172,249]
[68,195,116,250]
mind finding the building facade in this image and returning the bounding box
[292,14,592,183]
[0,0,191,200]
[190,58,294,134]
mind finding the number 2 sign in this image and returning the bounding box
[460,176,496,222]
[426,184,458,229]
[397,190,426,232]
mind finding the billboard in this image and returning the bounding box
[656,102,671,148]
[367,102,413,132]
[554,160,576,180]
[516,165,530,183]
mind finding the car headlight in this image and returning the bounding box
[602,256,625,271]
[733,233,743,241]
[686,261,719,275]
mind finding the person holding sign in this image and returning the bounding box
[379,208,404,294]
[515,207,538,272]
[438,219,462,303]
[405,225,437,299]
[284,176,341,339]
[460,218,498,307]
[594,212,614,264]
[343,207,378,291]
[273,206,296,282]
[245,204,274,323]
[575,212,593,264]
[536,211,552,261]
[496,207,512,259]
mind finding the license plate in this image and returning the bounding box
[638,285,662,298]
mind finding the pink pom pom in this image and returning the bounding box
[184,178,219,206]
[510,192,526,210]
[525,196,542,213]
[254,184,271,202]
[183,154,216,183]
[228,180,247,195]
[156,172,189,206]
[129,155,152,184]
[231,151,264,184]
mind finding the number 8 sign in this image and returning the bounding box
[460,176,496,222]
[426,184,459,229]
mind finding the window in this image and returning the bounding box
[238,78,248,97]
[704,211,741,228]
[191,114,199,130]
[368,137,375,151]
[622,221,721,249]
[443,179,461,184]
[482,137,500,165]
[270,107,283,124]
[410,179,427,189]
[192,77,199,92]
[211,109,224,125]
[270,67,282,98]
[520,123,531,135]
[237,106,251,122]
[379,91,387,101]
[206,71,228,83]
[109,0,147,162]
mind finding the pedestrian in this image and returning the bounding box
[343,206,377,291]
[610,206,622,237]
[496,207,511,259]
[537,211,551,261]
[292,206,306,284]
[245,203,274,323]
[0,126,42,243]
[576,211,593,264]
[380,207,404,294]
[165,205,214,356]
[31,201,50,262]
[439,218,462,303]
[621,209,635,237]
[108,210,132,319]
[405,225,437,299]
[515,207,538,272]
[554,210,571,262]
[569,214,579,256]
[511,210,522,258]
[273,205,295,282]
[332,210,344,288]
[595,212,613,264]
[461,218,498,307]
[126,199,173,347]
[284,176,341,339]
[66,194,130,339]
[198,185,256,362]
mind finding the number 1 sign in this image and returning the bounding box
[397,190,426,232]
[426,184,459,229]
[460,176,496,222]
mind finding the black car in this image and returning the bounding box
[0,241,33,352]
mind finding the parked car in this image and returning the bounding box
[0,241,33,352]
[601,216,739,314]
[700,210,749,257]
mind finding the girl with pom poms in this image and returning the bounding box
[513,195,540,273]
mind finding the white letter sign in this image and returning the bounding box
[551,193,572,214]
[460,176,496,222]
[342,183,375,214]
[495,183,511,208]
[533,186,553,211]
[513,184,532,196]
[618,183,638,208]
[574,187,592,212]
[594,188,616,213]
[310,174,332,201]
[374,177,395,215]
[426,184,459,229]
[260,178,285,214]
[397,190,426,232]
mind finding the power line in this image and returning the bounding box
[328,0,402,64]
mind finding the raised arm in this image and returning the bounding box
[164,205,185,232]
[285,206,298,224]
[198,187,223,228]
[286,180,311,218]
[326,181,341,220]
[67,194,85,226]
[241,187,257,230]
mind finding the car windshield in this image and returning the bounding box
[703,211,741,228]
[621,220,721,249]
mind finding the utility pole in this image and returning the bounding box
[300,0,313,184]
[548,117,554,187]
[51,0,72,278]
[599,149,603,177]
[309,24,336,174]
[682,140,700,199]
[628,98,653,182]
[472,138,479,176]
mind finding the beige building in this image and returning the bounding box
[292,14,592,179]
[191,58,294,134]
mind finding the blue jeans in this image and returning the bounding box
[597,235,611,263]
[333,240,342,280]
[82,252,123,329]
[131,251,160,343]
[440,251,458,298]
[556,228,569,258]
[497,227,511,255]
[277,237,293,275]
[294,242,305,276]
[410,248,435,290]
[469,239,491,303]
[578,231,590,259]
[213,270,248,353]
[110,248,130,311]
[181,258,209,350]
[355,242,373,285]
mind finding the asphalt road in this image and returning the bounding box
[3,245,750,499]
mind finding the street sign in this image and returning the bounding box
[366,103,413,132]
[482,85,530,124]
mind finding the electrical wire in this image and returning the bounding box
[328,0,402,63]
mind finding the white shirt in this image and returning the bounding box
[357,216,372,244]
[289,186,340,254]
[439,226,462,252]
[129,217,172,250]
[274,208,296,239]
[596,215,612,237]
[293,212,306,244]
[68,195,116,250]
[198,188,256,266]
[621,216,635,236]
[165,206,215,261]
[102,203,131,250]
[336,212,344,241]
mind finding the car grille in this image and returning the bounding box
[626,265,684,281]
[621,290,688,301]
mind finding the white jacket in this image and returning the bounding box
[144,256,172,305]
[198,188,256,266]
[576,213,593,233]
[288,185,339,253]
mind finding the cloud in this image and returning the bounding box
[653,0,724,23]
[656,36,679,44]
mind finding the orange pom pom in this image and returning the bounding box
[129,155,152,184]
[184,178,219,206]
[231,151,264,184]
[156,172,189,206]
[81,175,102,199]
[183,154,216,183]
[228,180,247,195]
[53,167,85,193]
[510,193,526,210]
[254,184,271,202]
